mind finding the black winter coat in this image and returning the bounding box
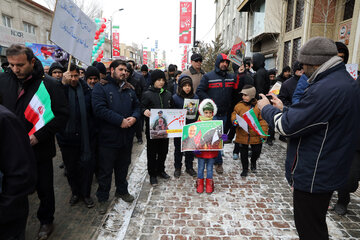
[92,76,141,148]
[278,75,300,107]
[252,53,270,95]
[196,54,235,116]
[0,58,69,160]
[0,105,36,223]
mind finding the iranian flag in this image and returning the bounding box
[24,81,54,136]
[242,108,268,136]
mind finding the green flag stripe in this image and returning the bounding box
[249,109,267,136]
[36,82,54,122]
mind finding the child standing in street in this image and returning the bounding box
[195,99,219,194]
[172,75,198,178]
[231,85,268,177]
[141,70,173,186]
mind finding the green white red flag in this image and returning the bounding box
[242,108,268,136]
[24,81,54,136]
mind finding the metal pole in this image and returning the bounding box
[110,17,113,60]
[193,0,196,48]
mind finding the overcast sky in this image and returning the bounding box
[34,0,216,66]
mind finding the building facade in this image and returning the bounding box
[0,0,53,64]
[279,0,360,70]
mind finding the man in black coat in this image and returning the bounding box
[57,64,95,208]
[92,60,141,214]
[0,105,37,240]
[278,62,303,107]
[0,44,68,239]
[252,53,270,96]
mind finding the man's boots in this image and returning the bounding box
[196,178,204,193]
[205,178,214,193]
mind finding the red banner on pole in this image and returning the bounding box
[181,45,188,70]
[143,50,148,65]
[112,32,120,57]
[179,1,192,44]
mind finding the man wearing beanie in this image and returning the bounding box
[85,66,100,89]
[95,62,107,79]
[92,60,141,213]
[141,64,151,88]
[196,53,234,174]
[258,37,360,239]
[278,61,303,107]
[49,62,64,81]
[183,53,205,91]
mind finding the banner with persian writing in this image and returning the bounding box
[50,0,96,65]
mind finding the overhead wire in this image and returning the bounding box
[199,0,230,41]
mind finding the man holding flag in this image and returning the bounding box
[0,44,68,240]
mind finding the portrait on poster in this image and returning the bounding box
[181,120,223,152]
[150,109,187,139]
[183,98,199,120]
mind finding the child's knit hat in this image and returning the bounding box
[240,85,256,99]
[151,69,166,84]
[199,99,218,116]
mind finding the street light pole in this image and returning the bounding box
[110,8,124,60]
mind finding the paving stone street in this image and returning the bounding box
[26,137,360,239]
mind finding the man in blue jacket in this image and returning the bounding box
[258,37,360,240]
[92,60,141,214]
[196,53,234,174]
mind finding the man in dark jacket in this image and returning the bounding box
[166,64,177,94]
[278,61,303,107]
[92,60,141,214]
[252,53,270,95]
[0,105,37,240]
[57,64,95,208]
[0,44,68,239]
[182,53,205,91]
[275,66,291,83]
[258,37,360,240]
[141,64,151,89]
[196,53,234,174]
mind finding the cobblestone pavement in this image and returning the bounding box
[26,137,360,239]
[25,139,145,240]
[120,139,360,240]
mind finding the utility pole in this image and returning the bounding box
[193,0,197,48]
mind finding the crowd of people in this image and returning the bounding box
[0,36,359,240]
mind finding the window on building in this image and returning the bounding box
[343,0,355,21]
[294,0,304,28]
[2,15,11,28]
[283,40,291,67]
[23,22,36,34]
[292,38,301,66]
[46,31,51,44]
[285,0,295,32]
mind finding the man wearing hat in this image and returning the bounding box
[141,64,151,89]
[183,53,205,91]
[95,62,107,80]
[48,62,64,81]
[258,37,360,239]
[84,66,100,89]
